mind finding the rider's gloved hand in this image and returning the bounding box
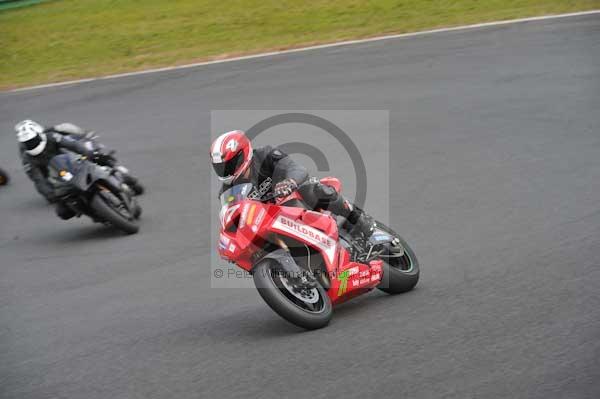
[274,178,298,197]
[90,151,102,162]
[91,151,115,165]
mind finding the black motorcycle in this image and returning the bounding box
[0,167,9,186]
[48,153,141,234]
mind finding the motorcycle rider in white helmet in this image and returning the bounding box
[16,120,143,219]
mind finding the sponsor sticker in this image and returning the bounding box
[271,215,337,263]
[254,208,266,227]
[247,204,256,225]
[337,269,350,296]
[240,203,250,227]
[372,233,390,242]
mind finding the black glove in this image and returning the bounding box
[274,178,298,197]
[92,151,116,166]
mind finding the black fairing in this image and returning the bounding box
[46,153,139,228]
[49,153,112,194]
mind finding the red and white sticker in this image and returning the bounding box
[272,215,336,263]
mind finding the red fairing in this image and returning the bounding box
[328,261,383,304]
[301,211,338,239]
[217,194,383,305]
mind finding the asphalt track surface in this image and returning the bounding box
[1,14,599,399]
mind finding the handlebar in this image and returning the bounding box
[259,191,282,203]
[92,151,117,166]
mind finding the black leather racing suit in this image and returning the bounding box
[221,146,366,231]
[19,130,94,203]
[221,146,308,199]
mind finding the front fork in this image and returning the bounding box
[96,176,137,216]
[269,235,319,289]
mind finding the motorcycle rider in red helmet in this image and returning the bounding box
[210,130,374,238]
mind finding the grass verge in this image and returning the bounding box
[1,0,598,89]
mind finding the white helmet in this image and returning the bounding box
[16,120,47,156]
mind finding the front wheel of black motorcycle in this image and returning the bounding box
[377,235,420,295]
[90,193,139,235]
[253,260,332,330]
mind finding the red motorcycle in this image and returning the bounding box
[217,178,419,330]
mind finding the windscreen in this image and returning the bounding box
[48,153,84,176]
[219,183,254,206]
[47,153,85,186]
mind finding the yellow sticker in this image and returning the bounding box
[247,204,256,225]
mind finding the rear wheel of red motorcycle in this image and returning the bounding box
[377,235,420,294]
[253,260,332,330]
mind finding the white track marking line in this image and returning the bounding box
[7,10,600,93]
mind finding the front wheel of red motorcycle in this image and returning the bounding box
[253,260,333,330]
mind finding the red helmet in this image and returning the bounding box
[210,130,253,184]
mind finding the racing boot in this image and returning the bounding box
[344,208,376,239]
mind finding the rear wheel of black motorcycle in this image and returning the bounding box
[253,260,332,330]
[91,193,139,235]
[377,235,420,294]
